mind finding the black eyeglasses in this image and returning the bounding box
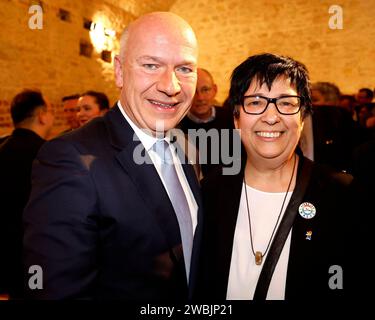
[196,86,213,95]
[242,95,303,115]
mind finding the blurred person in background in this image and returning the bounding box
[300,82,357,172]
[76,90,109,127]
[62,94,80,132]
[0,89,54,299]
[179,68,234,177]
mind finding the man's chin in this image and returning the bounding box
[145,120,178,135]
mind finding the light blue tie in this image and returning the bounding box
[153,139,193,281]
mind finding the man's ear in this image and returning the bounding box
[212,83,218,96]
[37,108,47,125]
[114,55,124,88]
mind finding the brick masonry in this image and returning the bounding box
[171,0,375,102]
[0,0,373,137]
[0,0,164,137]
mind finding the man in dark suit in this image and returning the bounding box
[300,82,357,172]
[352,139,375,193]
[23,12,202,301]
[0,90,54,299]
[61,94,80,132]
[179,68,234,178]
[0,135,9,144]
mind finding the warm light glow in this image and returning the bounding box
[89,15,117,54]
[104,28,116,38]
[90,21,106,52]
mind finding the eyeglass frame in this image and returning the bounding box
[196,86,214,96]
[242,95,304,115]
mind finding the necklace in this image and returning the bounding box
[243,154,297,266]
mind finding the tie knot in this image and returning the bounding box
[153,139,173,164]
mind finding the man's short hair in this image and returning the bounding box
[119,27,129,63]
[10,89,46,125]
[359,88,374,100]
[312,82,341,105]
[228,53,312,119]
[62,94,80,102]
[81,91,110,111]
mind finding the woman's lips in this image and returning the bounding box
[256,131,283,138]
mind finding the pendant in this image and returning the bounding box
[255,251,262,265]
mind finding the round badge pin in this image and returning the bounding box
[298,202,316,219]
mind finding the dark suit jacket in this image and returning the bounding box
[0,128,45,298]
[312,105,357,172]
[352,139,375,193]
[23,105,203,300]
[179,107,235,177]
[197,155,352,301]
[0,135,9,144]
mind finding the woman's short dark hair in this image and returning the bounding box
[228,53,312,119]
[10,89,46,125]
[82,91,110,111]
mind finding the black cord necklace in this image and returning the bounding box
[243,154,297,266]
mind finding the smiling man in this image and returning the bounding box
[179,68,234,177]
[114,14,198,134]
[23,12,202,301]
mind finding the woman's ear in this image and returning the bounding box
[233,107,240,129]
[233,115,239,129]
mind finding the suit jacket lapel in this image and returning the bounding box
[213,165,244,297]
[170,133,204,298]
[104,106,182,258]
[254,156,313,300]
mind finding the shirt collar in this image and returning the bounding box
[187,106,216,123]
[117,101,172,151]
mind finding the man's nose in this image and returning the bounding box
[157,69,181,96]
[194,90,204,100]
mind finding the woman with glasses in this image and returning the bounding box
[197,53,353,300]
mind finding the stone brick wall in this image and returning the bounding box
[0,0,127,136]
[0,0,373,137]
[171,0,375,103]
[0,0,175,137]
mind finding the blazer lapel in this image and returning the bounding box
[171,133,204,297]
[104,106,182,259]
[213,166,244,297]
[254,156,313,300]
[116,142,182,246]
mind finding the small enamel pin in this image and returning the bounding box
[298,202,316,219]
[305,230,312,240]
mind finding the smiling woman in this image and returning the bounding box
[197,53,353,301]
[76,90,110,127]
[235,76,304,163]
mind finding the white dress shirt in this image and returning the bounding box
[117,101,198,233]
